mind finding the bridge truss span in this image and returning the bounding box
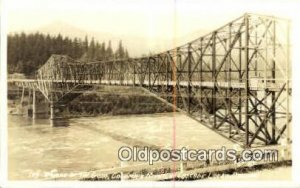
[22,13,292,147]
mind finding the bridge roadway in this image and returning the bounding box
[8,79,288,92]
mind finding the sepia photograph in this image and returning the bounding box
[1,0,299,187]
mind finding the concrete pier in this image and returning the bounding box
[50,102,54,120]
[32,89,36,119]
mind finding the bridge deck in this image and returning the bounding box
[9,79,290,92]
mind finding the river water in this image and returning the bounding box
[8,113,234,180]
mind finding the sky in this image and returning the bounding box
[6,0,300,55]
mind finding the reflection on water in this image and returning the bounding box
[8,113,234,180]
[50,118,70,127]
[10,115,70,127]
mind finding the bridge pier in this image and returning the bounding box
[32,89,36,119]
[50,102,55,120]
[20,86,25,105]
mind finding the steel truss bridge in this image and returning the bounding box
[10,13,292,147]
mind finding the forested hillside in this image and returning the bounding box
[8,32,129,76]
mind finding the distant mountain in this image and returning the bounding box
[37,21,107,40]
[11,21,209,57]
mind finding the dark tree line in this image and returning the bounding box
[8,32,129,76]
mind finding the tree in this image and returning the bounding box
[7,32,131,76]
[88,37,96,60]
[106,40,113,59]
[55,33,63,53]
[125,49,129,58]
[72,37,82,59]
[116,40,125,58]
[95,42,101,60]
[83,35,89,53]
[100,42,106,60]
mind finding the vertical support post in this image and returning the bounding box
[133,64,136,87]
[28,89,31,103]
[255,25,258,77]
[148,57,151,88]
[238,32,242,128]
[28,89,32,117]
[187,43,192,114]
[166,53,170,87]
[244,14,250,147]
[264,18,269,144]
[228,24,232,137]
[254,23,258,124]
[158,55,161,87]
[176,48,181,107]
[271,19,276,143]
[21,85,25,105]
[179,48,182,70]
[17,86,20,97]
[32,88,36,119]
[199,38,203,118]
[212,32,217,128]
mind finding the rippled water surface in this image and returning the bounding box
[8,113,234,180]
